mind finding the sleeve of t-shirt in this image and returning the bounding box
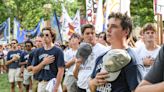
[6,51,11,61]
[56,48,65,67]
[144,45,164,83]
[124,63,142,91]
[64,50,69,62]
[20,52,25,62]
[31,49,40,66]
[28,51,34,65]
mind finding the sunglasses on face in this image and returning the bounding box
[25,45,31,47]
[11,43,16,44]
[43,34,50,37]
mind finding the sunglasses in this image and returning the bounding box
[43,34,50,37]
[11,43,16,44]
[25,45,31,47]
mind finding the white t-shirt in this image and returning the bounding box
[64,48,77,75]
[135,45,161,76]
[77,43,109,89]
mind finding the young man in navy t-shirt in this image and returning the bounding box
[89,12,142,92]
[6,39,24,92]
[32,27,65,92]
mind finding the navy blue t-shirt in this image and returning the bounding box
[91,48,142,92]
[32,46,65,81]
[7,50,23,69]
[20,51,33,68]
[30,48,40,80]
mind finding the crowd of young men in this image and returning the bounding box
[0,12,164,92]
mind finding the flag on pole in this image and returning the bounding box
[25,18,44,38]
[51,11,63,43]
[95,0,103,34]
[0,19,9,41]
[61,4,73,41]
[73,10,81,35]
[14,18,26,43]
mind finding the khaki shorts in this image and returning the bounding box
[8,68,23,83]
[37,81,48,92]
[23,69,33,85]
[63,75,78,92]
[0,59,4,65]
[32,79,39,92]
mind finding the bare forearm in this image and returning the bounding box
[135,81,164,92]
[89,79,97,92]
[32,62,44,74]
[65,60,75,68]
[73,64,80,79]
[19,62,27,66]
[6,59,14,66]
[54,67,64,89]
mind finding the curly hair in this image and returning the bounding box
[108,12,132,39]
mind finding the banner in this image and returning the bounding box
[0,18,10,43]
[154,0,164,20]
[61,4,73,41]
[104,0,130,30]
[14,18,26,43]
[51,11,63,43]
[73,10,81,35]
[95,0,103,34]
[86,0,94,24]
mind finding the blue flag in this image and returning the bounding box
[51,11,62,43]
[0,18,9,41]
[14,18,26,43]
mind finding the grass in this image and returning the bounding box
[0,73,10,92]
[0,73,20,92]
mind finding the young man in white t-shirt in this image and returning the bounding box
[63,33,81,92]
[73,24,108,92]
[135,23,160,77]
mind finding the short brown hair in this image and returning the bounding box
[108,12,132,39]
[81,24,95,34]
[142,23,156,33]
[42,27,56,43]
[11,39,18,43]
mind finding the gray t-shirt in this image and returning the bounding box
[144,45,164,83]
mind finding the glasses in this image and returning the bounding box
[25,45,31,47]
[43,33,50,37]
[11,43,16,44]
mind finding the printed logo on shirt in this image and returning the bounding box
[25,54,29,62]
[97,83,112,92]
[10,53,20,58]
[96,63,103,72]
[39,53,50,70]
[39,54,48,60]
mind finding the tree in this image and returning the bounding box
[130,0,154,27]
[0,0,80,30]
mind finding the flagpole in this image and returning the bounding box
[8,18,11,43]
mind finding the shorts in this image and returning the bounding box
[37,81,48,92]
[23,69,33,85]
[0,59,4,65]
[63,75,78,92]
[8,68,23,83]
[32,79,39,92]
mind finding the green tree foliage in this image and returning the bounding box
[0,0,156,29]
[130,0,154,27]
[0,0,80,30]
